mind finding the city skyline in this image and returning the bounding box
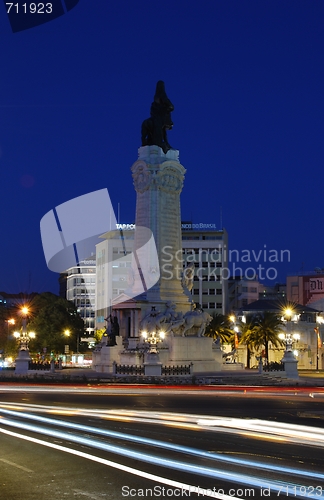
[1,1,324,294]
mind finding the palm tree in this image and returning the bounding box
[253,311,284,365]
[238,318,259,368]
[204,313,234,343]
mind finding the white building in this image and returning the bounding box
[65,258,96,339]
[181,226,228,315]
[96,228,134,331]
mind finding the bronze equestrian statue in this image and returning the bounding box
[141,81,174,154]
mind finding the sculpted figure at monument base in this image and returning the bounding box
[139,302,212,338]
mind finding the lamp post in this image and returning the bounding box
[14,306,36,374]
[279,307,299,379]
[315,316,323,371]
[141,328,165,376]
[141,308,165,376]
[141,329,165,354]
[229,314,239,363]
[278,332,300,353]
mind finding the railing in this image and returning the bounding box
[114,364,144,375]
[28,361,52,371]
[113,363,192,376]
[162,365,191,375]
[263,361,285,372]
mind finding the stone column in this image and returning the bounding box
[131,146,191,314]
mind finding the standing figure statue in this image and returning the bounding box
[104,314,119,346]
[141,81,174,154]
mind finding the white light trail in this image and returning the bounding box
[0,407,323,482]
[2,416,293,493]
[0,426,241,500]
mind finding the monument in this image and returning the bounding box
[93,82,222,374]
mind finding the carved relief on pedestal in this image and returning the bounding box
[157,163,185,194]
[132,161,152,193]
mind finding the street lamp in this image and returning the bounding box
[141,329,165,354]
[315,316,324,371]
[14,306,36,374]
[229,314,239,351]
[278,332,300,353]
[282,308,294,351]
[279,307,299,378]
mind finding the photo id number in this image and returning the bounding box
[6,3,53,14]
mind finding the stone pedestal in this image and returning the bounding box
[131,146,191,315]
[168,337,222,373]
[15,349,31,375]
[281,350,299,379]
[92,336,124,373]
[144,351,162,376]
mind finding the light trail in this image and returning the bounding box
[0,385,324,396]
[0,406,323,482]
[0,404,323,498]
[2,402,324,447]
[0,426,240,500]
[0,415,302,494]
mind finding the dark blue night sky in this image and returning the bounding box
[1,0,323,294]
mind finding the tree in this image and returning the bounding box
[94,328,106,344]
[27,292,85,356]
[0,306,19,358]
[253,311,284,365]
[204,313,234,343]
[238,318,259,368]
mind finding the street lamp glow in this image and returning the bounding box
[278,333,285,340]
[284,308,293,318]
[159,331,165,340]
[21,306,29,315]
[293,333,300,341]
[29,331,36,339]
[7,319,15,325]
[141,331,147,339]
[229,315,235,323]
[13,331,20,338]
[64,329,70,337]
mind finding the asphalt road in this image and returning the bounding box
[1,385,324,500]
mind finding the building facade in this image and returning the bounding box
[181,226,228,315]
[65,258,96,340]
[228,276,262,311]
[236,300,323,370]
[96,229,134,330]
[287,270,324,309]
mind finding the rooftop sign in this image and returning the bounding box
[181,223,217,230]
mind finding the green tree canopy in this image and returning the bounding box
[27,292,85,355]
[238,318,259,368]
[204,313,234,343]
[0,305,18,357]
[253,311,284,364]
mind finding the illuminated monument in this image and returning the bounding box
[93,82,223,374]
